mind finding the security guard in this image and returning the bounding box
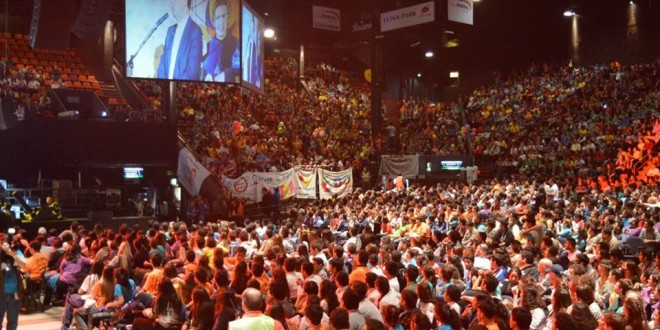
[34,196,64,221]
[45,196,64,220]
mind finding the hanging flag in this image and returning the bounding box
[295,168,318,199]
[319,169,353,200]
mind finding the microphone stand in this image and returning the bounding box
[127,19,167,77]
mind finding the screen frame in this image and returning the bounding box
[123,167,145,180]
[240,0,265,95]
[123,0,243,85]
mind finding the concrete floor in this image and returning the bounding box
[16,306,65,330]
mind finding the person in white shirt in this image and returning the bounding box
[369,255,384,277]
[303,261,322,285]
[365,273,381,306]
[335,272,349,302]
[310,241,328,266]
[376,276,400,312]
[384,261,400,293]
[351,282,383,323]
[285,258,303,302]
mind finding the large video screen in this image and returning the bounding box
[125,0,241,83]
[241,2,264,94]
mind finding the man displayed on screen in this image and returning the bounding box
[242,11,262,88]
[157,0,203,80]
[203,0,239,82]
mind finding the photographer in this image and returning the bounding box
[0,231,27,330]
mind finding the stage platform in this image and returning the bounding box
[19,216,156,236]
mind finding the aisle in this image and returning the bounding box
[17,307,64,330]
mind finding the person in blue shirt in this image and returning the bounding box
[109,268,136,310]
[491,253,509,283]
[435,299,462,330]
[0,242,27,330]
[383,304,404,330]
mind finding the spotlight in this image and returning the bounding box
[417,73,422,78]
[264,28,275,39]
[425,51,434,58]
[629,1,634,4]
[100,111,108,118]
[563,10,575,17]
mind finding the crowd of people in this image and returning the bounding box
[2,37,659,330]
[147,53,659,189]
[466,61,659,181]
[2,177,659,330]
[0,58,57,120]
[137,56,382,180]
[398,100,468,156]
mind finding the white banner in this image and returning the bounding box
[313,6,341,31]
[379,155,420,178]
[222,173,260,203]
[177,148,211,196]
[256,169,296,201]
[380,1,434,33]
[222,168,354,202]
[294,168,318,199]
[448,0,473,25]
[319,169,353,200]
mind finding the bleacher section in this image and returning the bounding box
[2,33,102,98]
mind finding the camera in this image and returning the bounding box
[1,228,17,257]
[6,227,15,243]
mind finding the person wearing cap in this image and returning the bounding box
[549,264,564,290]
[537,258,553,290]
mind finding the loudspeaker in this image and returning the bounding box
[71,0,113,41]
[30,0,77,50]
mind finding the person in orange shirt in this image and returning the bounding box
[410,217,430,238]
[349,251,370,284]
[381,218,393,235]
[252,261,270,295]
[183,250,198,278]
[136,253,165,306]
[25,240,49,281]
